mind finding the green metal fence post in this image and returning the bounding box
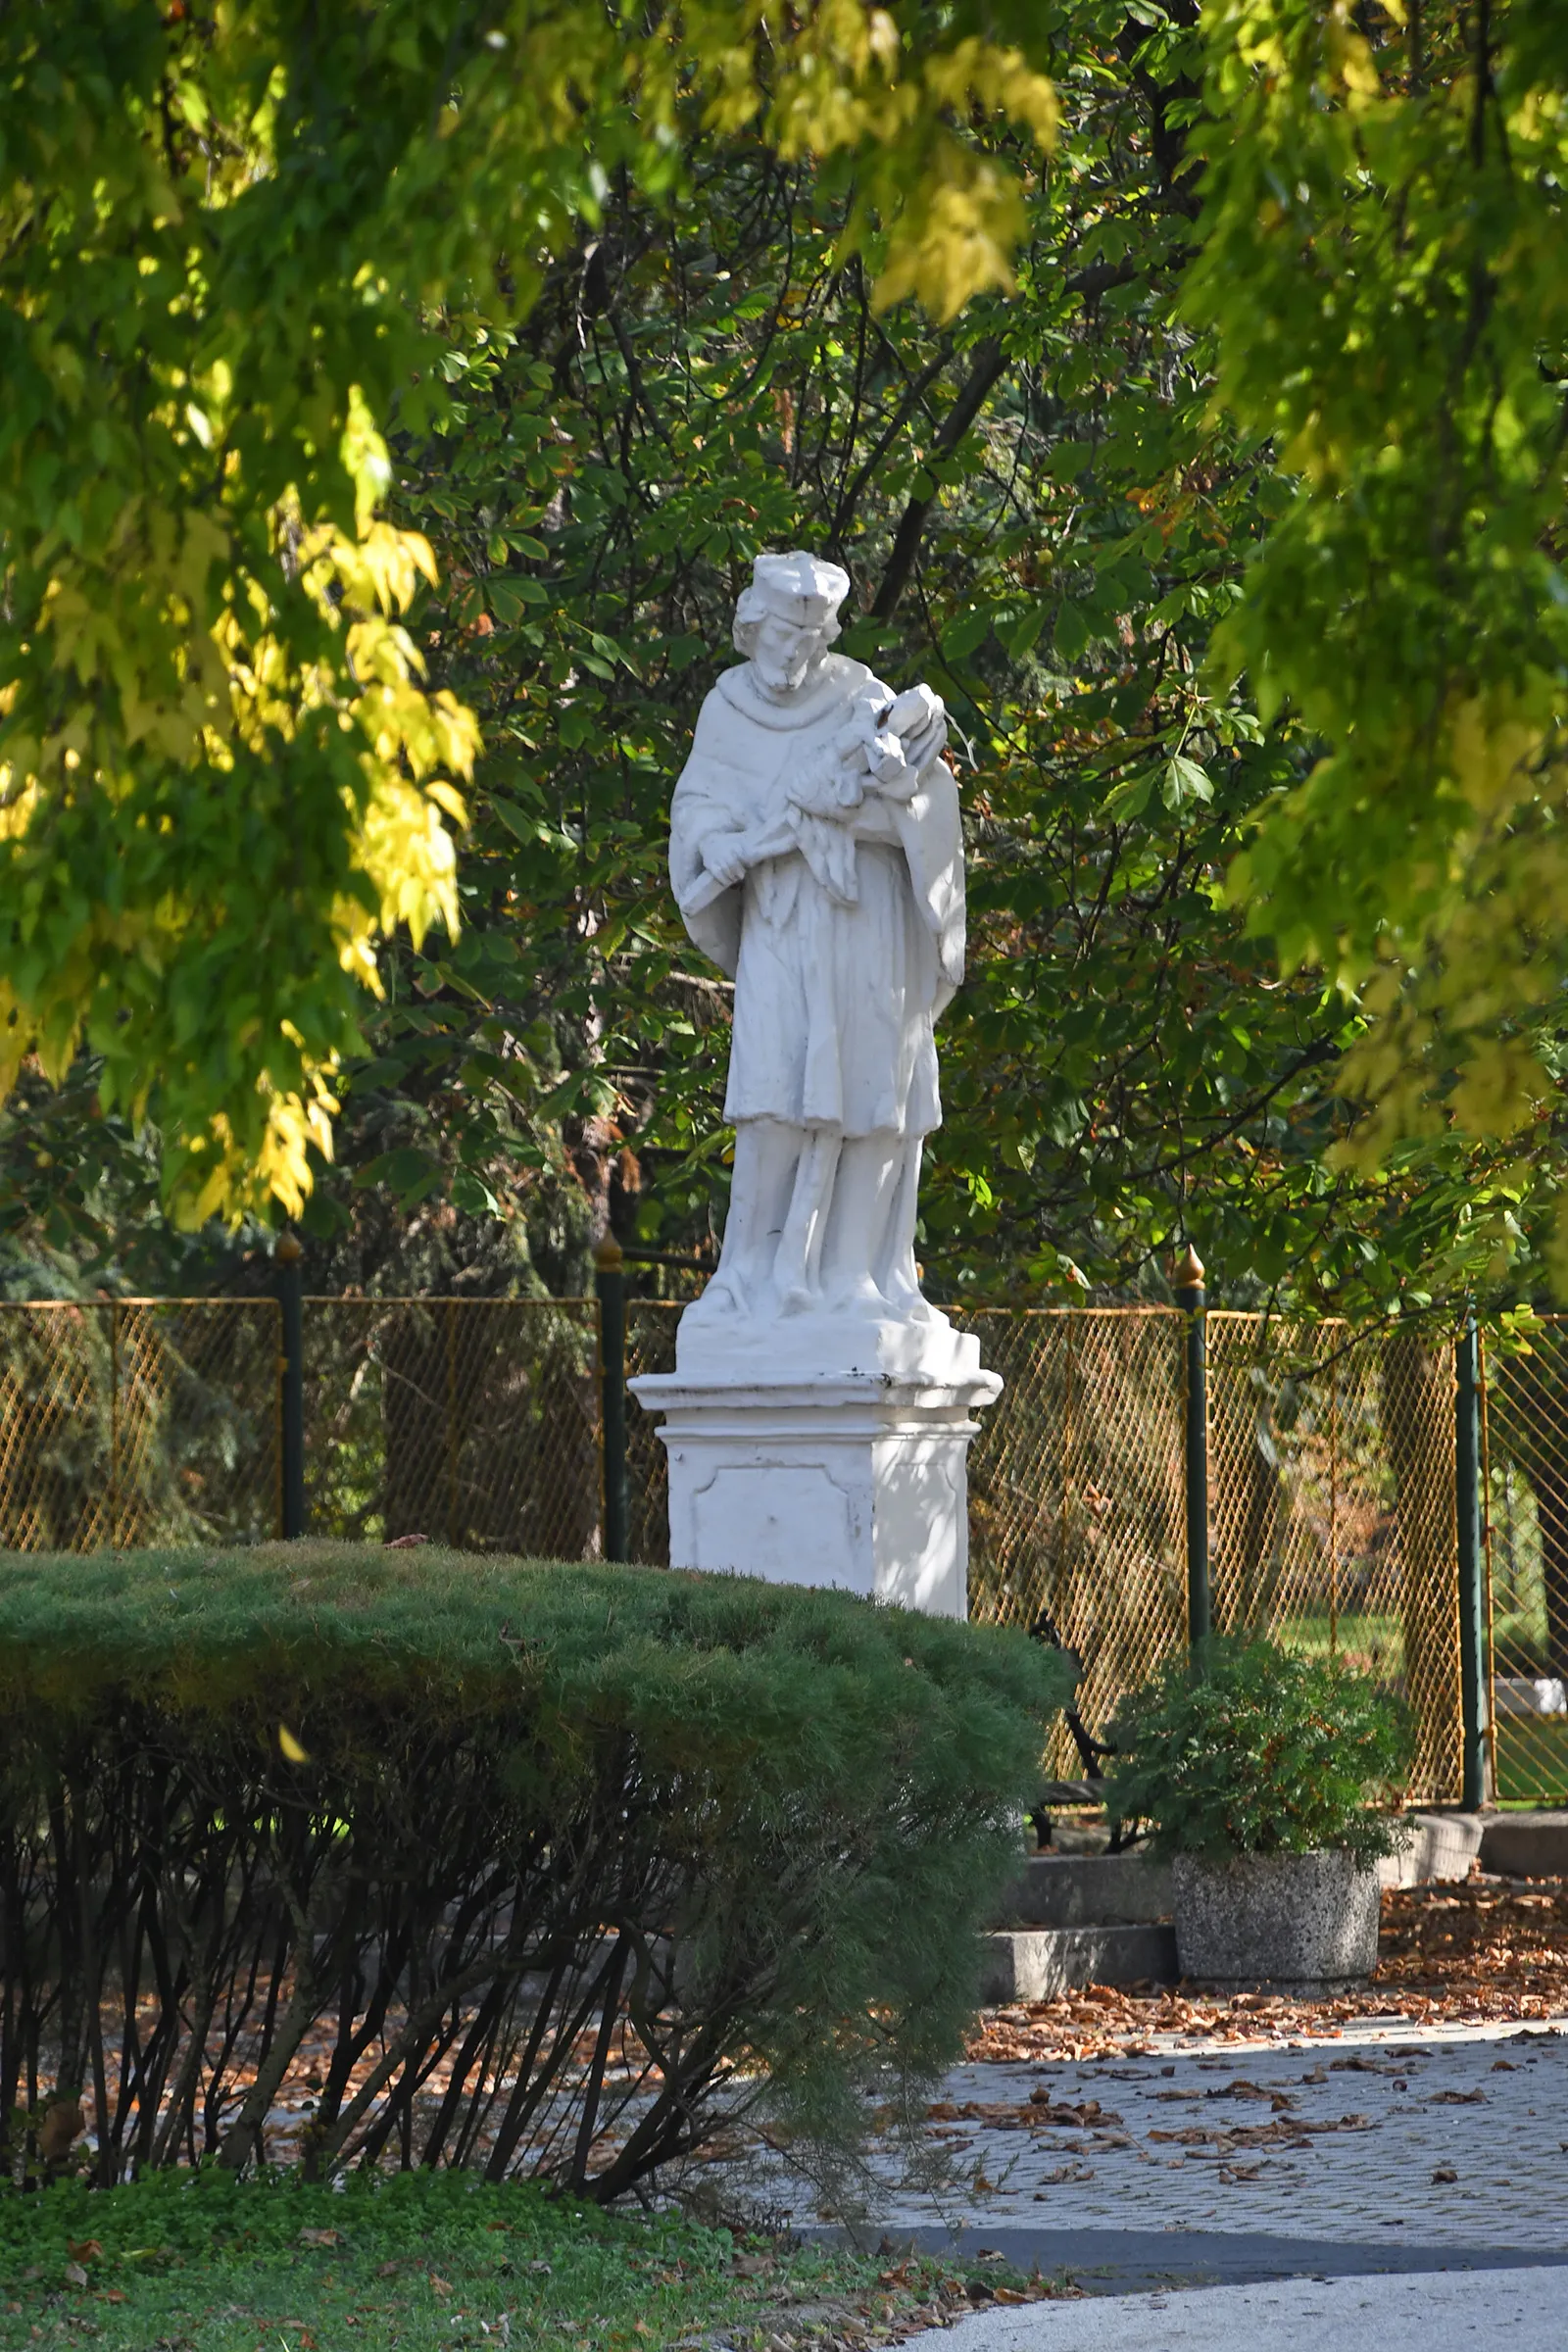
[595,1238,628,1563]
[276,1233,306,1541]
[108,1298,121,1549]
[1455,1308,1491,1809]
[446,1298,460,1550]
[1174,1244,1210,1653]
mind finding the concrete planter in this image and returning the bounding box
[1171,1848,1381,1993]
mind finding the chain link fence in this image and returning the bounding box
[3,1290,1563,1802]
[303,1298,601,1556]
[953,1310,1465,1799]
[624,1299,681,1569]
[1205,1316,1462,1803]
[0,1299,280,1549]
[1479,1319,1568,1805]
[956,1307,1187,1782]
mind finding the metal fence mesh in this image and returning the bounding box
[304,1298,601,1556]
[956,1308,1188,1781]
[1478,1319,1568,1805]
[625,1300,682,1569]
[1207,1316,1462,1803]
[3,1289,1557,1800]
[0,1299,279,1549]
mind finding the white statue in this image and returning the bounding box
[669,551,965,1348]
[631,551,997,1612]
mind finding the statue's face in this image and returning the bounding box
[750,611,830,699]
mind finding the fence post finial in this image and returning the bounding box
[1173,1242,1205,1292]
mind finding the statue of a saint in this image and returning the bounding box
[669,552,964,1342]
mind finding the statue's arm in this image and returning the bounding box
[668,757,749,976]
[888,758,966,1006]
[670,734,751,876]
[846,794,901,842]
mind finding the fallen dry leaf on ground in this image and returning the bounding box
[968,1880,1568,2063]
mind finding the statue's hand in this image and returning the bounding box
[885,682,949,778]
[900,707,949,776]
[702,832,751,890]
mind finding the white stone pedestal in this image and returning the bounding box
[630,1319,1001,1616]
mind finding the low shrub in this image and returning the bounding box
[0,1544,1069,2198]
[1100,1635,1409,1863]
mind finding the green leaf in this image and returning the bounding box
[1054,600,1093,663]
[1045,441,1093,481]
[941,608,993,661]
[353,1148,445,1204]
[1102,769,1157,823]
[1007,607,1049,658]
[1161,755,1213,812]
[489,577,549,622]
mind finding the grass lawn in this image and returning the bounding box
[1494,1712,1568,1805]
[0,2172,1052,2352]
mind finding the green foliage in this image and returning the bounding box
[0,2169,943,2352]
[316,4,1526,1313]
[8,4,1558,1314]
[338,18,1522,1314]
[0,1544,1069,2195]
[0,3,1057,1230]
[1101,1634,1409,1862]
[1192,2,1568,1228]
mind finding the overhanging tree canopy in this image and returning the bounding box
[1193,1,1568,1238]
[0,1,1054,1227]
[3,2,1566,1302]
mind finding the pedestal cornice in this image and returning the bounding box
[629,1365,1002,1431]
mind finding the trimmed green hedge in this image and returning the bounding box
[0,1544,1069,2198]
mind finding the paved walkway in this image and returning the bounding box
[870,2019,1567,2256]
[797,2015,1568,2347]
[936,2266,1565,2351]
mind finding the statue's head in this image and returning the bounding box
[733,552,851,700]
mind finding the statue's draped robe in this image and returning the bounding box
[669,656,964,1142]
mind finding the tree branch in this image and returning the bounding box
[864,248,1165,621]
[832,343,953,544]
[869,336,1007,619]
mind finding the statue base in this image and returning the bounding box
[628,1353,1002,1617]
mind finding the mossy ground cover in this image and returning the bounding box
[0,2173,1057,2352]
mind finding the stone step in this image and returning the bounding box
[980,1922,1177,2003]
[996,1851,1173,1928]
[999,1816,1488,1926]
[1480,1811,1568,1878]
[1378,1809,1485,1886]
[980,1816,1508,2008]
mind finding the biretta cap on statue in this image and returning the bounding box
[744,550,851,626]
